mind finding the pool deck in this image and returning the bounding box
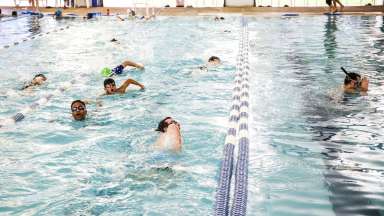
[0,6,383,16]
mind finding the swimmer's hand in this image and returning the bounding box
[139,84,145,90]
[136,63,144,70]
[96,100,103,107]
[360,77,369,92]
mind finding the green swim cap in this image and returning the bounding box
[101,67,112,77]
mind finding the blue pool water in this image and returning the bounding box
[0,15,384,215]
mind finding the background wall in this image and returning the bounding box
[0,0,380,8]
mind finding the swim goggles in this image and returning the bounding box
[71,106,85,112]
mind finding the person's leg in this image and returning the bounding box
[121,60,144,69]
[331,0,337,12]
[334,0,344,11]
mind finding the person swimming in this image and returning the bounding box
[214,16,225,21]
[208,56,221,65]
[342,67,369,93]
[103,78,144,95]
[71,100,87,121]
[101,59,144,77]
[154,117,182,152]
[198,56,221,71]
[22,74,47,90]
[53,8,62,18]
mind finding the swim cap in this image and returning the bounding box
[101,67,112,77]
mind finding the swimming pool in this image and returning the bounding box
[0,15,75,48]
[246,15,384,215]
[0,15,383,215]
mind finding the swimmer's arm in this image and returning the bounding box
[83,99,103,107]
[167,124,182,152]
[117,78,145,93]
[116,15,124,21]
[21,84,31,90]
[121,60,144,69]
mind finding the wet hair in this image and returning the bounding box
[220,17,225,20]
[344,72,361,85]
[21,74,46,90]
[104,78,115,87]
[208,56,220,62]
[34,74,46,80]
[110,38,118,42]
[156,117,172,132]
[71,100,86,109]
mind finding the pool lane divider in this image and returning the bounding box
[231,21,250,216]
[0,24,72,51]
[214,38,243,216]
[215,17,250,216]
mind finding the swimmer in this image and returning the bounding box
[128,9,136,17]
[22,74,47,90]
[342,67,369,93]
[71,100,87,121]
[208,56,221,65]
[53,8,62,18]
[110,38,120,44]
[214,16,225,21]
[196,56,221,72]
[155,117,182,152]
[116,15,125,21]
[103,78,144,95]
[101,59,144,77]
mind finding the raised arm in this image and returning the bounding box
[167,124,182,152]
[117,78,145,93]
[121,60,144,69]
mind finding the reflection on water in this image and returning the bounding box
[27,16,41,35]
[324,16,338,61]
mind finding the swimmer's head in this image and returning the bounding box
[342,67,369,92]
[214,16,224,21]
[71,100,87,121]
[32,74,47,85]
[104,78,116,94]
[208,56,221,65]
[156,117,179,132]
[344,72,361,86]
